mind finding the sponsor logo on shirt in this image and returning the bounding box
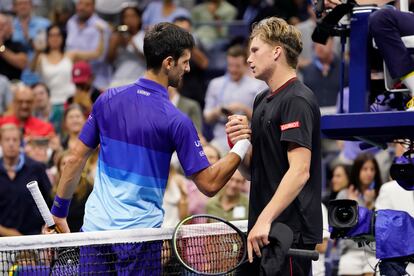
[194,140,201,147]
[137,89,150,96]
[88,114,93,121]
[199,150,206,157]
[280,121,300,131]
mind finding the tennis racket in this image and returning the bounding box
[172,214,319,275]
[26,181,79,276]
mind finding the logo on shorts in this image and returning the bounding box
[137,89,150,96]
[280,121,300,131]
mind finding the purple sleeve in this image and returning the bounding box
[79,99,101,149]
[171,115,210,176]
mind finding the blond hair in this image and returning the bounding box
[250,17,303,69]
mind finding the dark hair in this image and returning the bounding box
[143,22,194,71]
[45,24,66,54]
[120,5,142,29]
[351,153,382,196]
[227,44,247,60]
[173,16,192,25]
[31,82,50,97]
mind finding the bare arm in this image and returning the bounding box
[67,27,105,62]
[30,51,42,72]
[246,144,311,262]
[190,151,244,197]
[204,107,222,124]
[191,47,209,70]
[52,139,95,233]
[0,225,22,236]
[106,32,121,63]
[0,47,28,70]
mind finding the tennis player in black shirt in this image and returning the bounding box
[226,17,322,275]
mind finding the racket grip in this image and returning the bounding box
[27,181,58,231]
[286,248,319,261]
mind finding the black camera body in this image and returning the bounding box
[328,199,359,238]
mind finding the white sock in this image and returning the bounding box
[402,71,414,96]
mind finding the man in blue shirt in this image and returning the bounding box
[50,22,251,274]
[12,0,50,85]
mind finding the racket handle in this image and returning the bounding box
[27,181,60,232]
[286,248,319,261]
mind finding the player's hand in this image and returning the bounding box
[225,115,251,144]
[52,215,71,233]
[247,219,271,262]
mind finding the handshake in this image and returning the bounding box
[225,115,251,149]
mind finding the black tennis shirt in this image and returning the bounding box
[249,78,322,244]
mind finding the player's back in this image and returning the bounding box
[79,78,187,231]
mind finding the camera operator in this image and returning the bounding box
[324,0,414,110]
[107,4,146,87]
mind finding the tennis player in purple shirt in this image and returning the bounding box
[48,22,251,274]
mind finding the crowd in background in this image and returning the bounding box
[0,0,414,275]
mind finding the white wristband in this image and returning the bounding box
[230,139,251,160]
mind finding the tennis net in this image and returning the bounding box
[0,220,247,275]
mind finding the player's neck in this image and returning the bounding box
[143,71,168,90]
[267,66,297,92]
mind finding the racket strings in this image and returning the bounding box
[174,217,245,274]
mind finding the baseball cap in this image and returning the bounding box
[72,61,92,84]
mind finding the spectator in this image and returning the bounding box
[107,4,146,87]
[162,165,188,227]
[12,0,50,85]
[300,38,348,108]
[206,169,248,221]
[187,143,221,217]
[312,203,330,276]
[61,104,86,151]
[168,86,203,134]
[191,0,237,49]
[336,152,382,276]
[49,0,75,32]
[0,123,52,236]
[31,82,65,134]
[142,0,191,30]
[31,24,104,131]
[204,44,266,154]
[0,84,55,140]
[322,163,351,206]
[0,13,28,81]
[0,75,13,115]
[173,16,209,109]
[24,137,49,164]
[52,150,93,232]
[66,0,111,90]
[66,61,101,116]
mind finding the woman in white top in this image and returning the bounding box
[31,24,104,133]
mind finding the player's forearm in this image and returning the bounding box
[193,152,241,197]
[0,225,22,236]
[57,153,89,199]
[257,166,309,224]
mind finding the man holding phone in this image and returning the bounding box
[203,44,266,155]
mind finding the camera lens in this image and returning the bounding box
[335,206,355,224]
